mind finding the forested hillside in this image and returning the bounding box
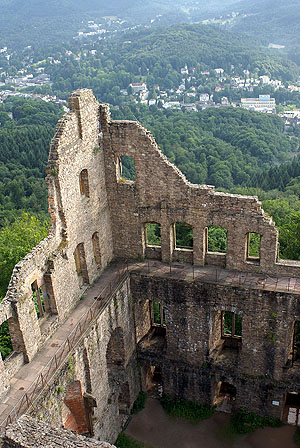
[0,98,63,226]
[28,24,299,106]
[0,0,236,49]
[228,0,300,48]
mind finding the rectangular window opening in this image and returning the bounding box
[151,301,166,327]
[146,223,161,247]
[117,155,136,182]
[31,281,45,320]
[175,222,193,250]
[292,321,300,363]
[79,169,90,197]
[207,226,227,253]
[247,233,261,260]
[222,311,242,338]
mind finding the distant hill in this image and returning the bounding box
[103,24,299,81]
[0,0,248,49]
[225,0,300,49]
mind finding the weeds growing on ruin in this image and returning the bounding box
[160,395,215,423]
[294,426,300,446]
[131,391,147,414]
[115,433,152,448]
[228,409,283,434]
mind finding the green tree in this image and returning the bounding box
[279,212,300,261]
[0,213,49,298]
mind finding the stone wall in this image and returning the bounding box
[131,272,300,419]
[0,90,114,381]
[27,278,139,443]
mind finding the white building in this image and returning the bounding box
[163,101,181,109]
[260,75,270,85]
[181,65,189,75]
[199,93,210,103]
[240,95,276,113]
[129,82,148,94]
[215,68,224,75]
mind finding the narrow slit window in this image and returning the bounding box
[92,232,101,265]
[79,169,90,197]
[146,223,161,247]
[247,233,261,259]
[0,320,13,360]
[117,155,136,182]
[31,280,45,319]
[74,243,89,285]
[291,321,300,363]
[222,311,242,338]
[207,226,227,253]
[174,222,193,249]
[151,301,166,327]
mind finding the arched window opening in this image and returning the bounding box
[79,169,90,197]
[246,232,261,262]
[207,225,227,253]
[214,381,237,413]
[92,232,101,265]
[174,222,193,249]
[74,243,89,285]
[116,155,136,183]
[145,223,161,247]
[106,327,125,377]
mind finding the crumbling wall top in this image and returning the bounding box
[3,415,115,448]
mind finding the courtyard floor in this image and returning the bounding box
[125,397,297,448]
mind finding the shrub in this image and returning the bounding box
[160,395,215,423]
[115,433,151,448]
[294,426,300,446]
[229,409,283,434]
[131,392,147,414]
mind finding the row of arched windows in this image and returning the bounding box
[144,222,261,261]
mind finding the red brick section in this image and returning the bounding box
[64,381,89,435]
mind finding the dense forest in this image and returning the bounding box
[0,97,63,227]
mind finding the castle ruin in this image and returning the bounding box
[1,89,300,445]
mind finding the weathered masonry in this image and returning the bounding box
[1,89,300,445]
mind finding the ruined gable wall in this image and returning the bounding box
[101,116,291,276]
